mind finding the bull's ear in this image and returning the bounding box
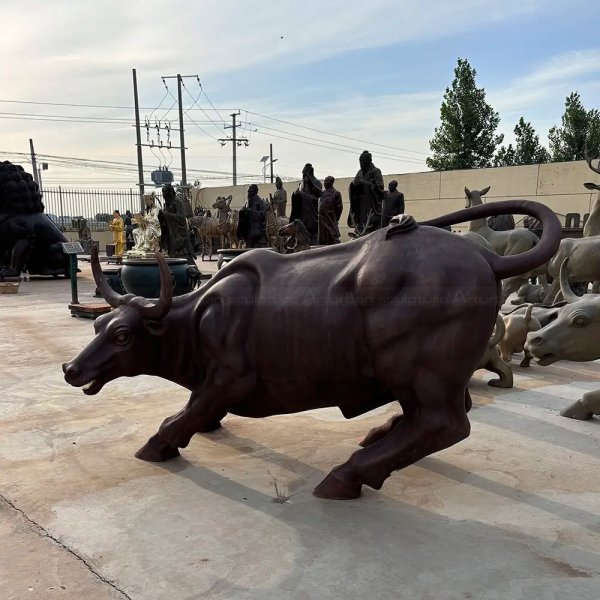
[465,187,472,198]
[480,186,491,196]
[144,320,168,336]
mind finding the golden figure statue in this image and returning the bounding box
[109,210,126,257]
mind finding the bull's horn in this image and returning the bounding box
[129,252,173,320]
[91,244,124,308]
[559,257,580,303]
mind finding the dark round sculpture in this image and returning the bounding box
[120,257,194,297]
[0,161,69,277]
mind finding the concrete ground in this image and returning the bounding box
[1,259,599,600]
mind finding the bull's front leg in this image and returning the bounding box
[135,371,255,462]
[560,389,600,420]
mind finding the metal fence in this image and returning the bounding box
[41,187,152,232]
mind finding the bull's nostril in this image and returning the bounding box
[529,336,543,346]
[63,363,79,378]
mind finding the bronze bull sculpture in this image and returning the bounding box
[63,201,561,500]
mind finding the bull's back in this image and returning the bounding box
[231,227,496,377]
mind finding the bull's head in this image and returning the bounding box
[62,246,173,394]
[525,258,600,365]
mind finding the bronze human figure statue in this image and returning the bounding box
[0,161,69,276]
[318,176,343,245]
[158,183,196,264]
[64,199,561,501]
[382,180,405,227]
[348,150,384,235]
[271,176,287,217]
[237,184,268,248]
[290,163,321,244]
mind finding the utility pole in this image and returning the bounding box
[219,112,248,186]
[132,69,145,212]
[269,143,276,183]
[29,139,39,186]
[162,74,197,194]
[177,74,187,188]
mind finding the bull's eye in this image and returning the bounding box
[571,315,589,328]
[114,329,131,345]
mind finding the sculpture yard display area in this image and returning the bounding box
[2,160,600,597]
[2,262,599,598]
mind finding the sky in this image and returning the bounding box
[1,0,600,190]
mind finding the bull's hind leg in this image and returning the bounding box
[359,413,403,448]
[314,376,471,500]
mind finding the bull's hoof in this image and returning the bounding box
[560,401,593,421]
[313,473,362,500]
[135,435,180,462]
[488,378,512,388]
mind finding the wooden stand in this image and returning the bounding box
[68,302,112,319]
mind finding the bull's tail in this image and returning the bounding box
[412,200,561,280]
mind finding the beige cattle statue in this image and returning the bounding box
[474,315,513,388]
[526,258,600,419]
[498,304,541,367]
[543,236,600,303]
[582,149,600,237]
[464,187,541,304]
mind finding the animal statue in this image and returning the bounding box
[63,200,561,501]
[501,303,564,328]
[189,214,221,260]
[543,235,600,303]
[582,149,600,237]
[461,231,495,252]
[473,315,513,388]
[212,195,238,249]
[511,281,549,305]
[0,161,69,277]
[279,219,312,253]
[265,202,288,251]
[465,187,541,303]
[348,209,375,239]
[526,258,600,419]
[227,209,241,248]
[497,304,541,367]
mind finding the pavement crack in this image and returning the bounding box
[0,493,132,600]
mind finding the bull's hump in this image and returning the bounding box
[385,215,417,239]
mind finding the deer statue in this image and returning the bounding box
[583,148,600,237]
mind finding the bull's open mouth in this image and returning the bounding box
[82,379,105,395]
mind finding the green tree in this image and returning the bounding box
[548,92,600,161]
[494,117,550,166]
[427,58,504,171]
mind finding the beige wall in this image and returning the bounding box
[192,160,600,238]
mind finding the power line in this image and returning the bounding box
[181,79,224,135]
[245,121,425,164]
[0,98,428,156]
[245,110,429,156]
